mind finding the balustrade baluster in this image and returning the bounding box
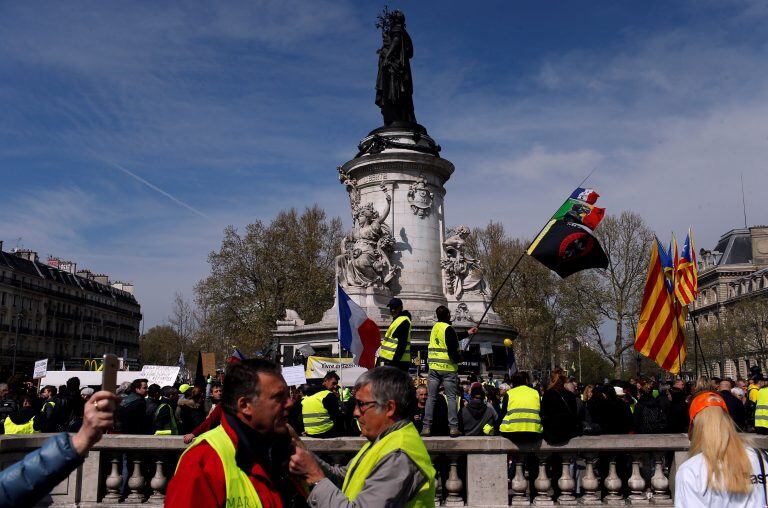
[510,455,529,506]
[603,457,623,503]
[434,461,444,506]
[557,455,577,505]
[533,454,554,506]
[579,455,601,505]
[443,454,464,506]
[102,457,122,502]
[148,459,167,503]
[649,454,672,505]
[124,458,146,503]
[628,454,649,504]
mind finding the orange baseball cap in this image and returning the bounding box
[689,391,729,425]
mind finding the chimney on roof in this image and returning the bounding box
[47,256,60,268]
[14,250,38,262]
[0,241,3,252]
[93,274,109,285]
[122,282,134,295]
[750,226,768,268]
[60,260,77,274]
[77,269,94,280]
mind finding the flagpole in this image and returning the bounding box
[467,168,600,346]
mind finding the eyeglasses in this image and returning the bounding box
[355,399,378,413]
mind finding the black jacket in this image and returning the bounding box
[721,389,747,430]
[117,392,148,434]
[633,393,670,434]
[541,388,580,444]
[0,433,84,507]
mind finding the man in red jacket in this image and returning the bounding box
[166,359,308,507]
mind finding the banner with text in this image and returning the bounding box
[305,356,355,379]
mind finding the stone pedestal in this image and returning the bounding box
[274,123,516,368]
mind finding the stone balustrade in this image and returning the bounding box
[2,433,767,507]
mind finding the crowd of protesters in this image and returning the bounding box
[0,364,765,442]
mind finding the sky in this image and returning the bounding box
[1,1,767,329]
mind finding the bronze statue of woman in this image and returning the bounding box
[375,10,417,126]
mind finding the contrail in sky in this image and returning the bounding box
[98,158,211,220]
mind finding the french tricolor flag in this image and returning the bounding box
[337,284,381,369]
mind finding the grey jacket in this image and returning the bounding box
[308,420,430,507]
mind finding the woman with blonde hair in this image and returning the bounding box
[675,391,767,506]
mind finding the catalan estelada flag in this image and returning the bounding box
[635,238,687,374]
[675,228,698,305]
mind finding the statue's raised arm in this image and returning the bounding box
[377,183,391,224]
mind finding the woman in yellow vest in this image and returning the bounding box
[289,366,436,507]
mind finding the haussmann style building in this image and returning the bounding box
[0,240,142,377]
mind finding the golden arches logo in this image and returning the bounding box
[83,359,103,371]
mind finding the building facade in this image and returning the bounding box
[0,241,141,377]
[691,226,768,379]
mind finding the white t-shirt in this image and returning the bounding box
[675,448,767,507]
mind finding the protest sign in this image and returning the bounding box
[139,365,180,387]
[33,359,48,379]
[201,353,216,377]
[304,356,355,379]
[479,342,493,356]
[282,365,307,387]
[340,367,368,387]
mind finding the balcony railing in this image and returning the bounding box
[2,433,767,507]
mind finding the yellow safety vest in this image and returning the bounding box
[749,384,761,403]
[302,390,334,435]
[40,400,56,413]
[154,403,179,435]
[755,388,768,430]
[499,385,542,434]
[177,425,263,508]
[379,315,411,362]
[427,322,457,373]
[4,416,36,435]
[342,422,435,507]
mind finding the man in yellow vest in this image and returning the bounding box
[152,386,179,435]
[754,376,768,435]
[499,371,543,442]
[378,298,412,371]
[167,359,308,507]
[289,366,436,507]
[422,305,476,438]
[302,371,342,438]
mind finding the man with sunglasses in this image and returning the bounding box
[289,366,435,507]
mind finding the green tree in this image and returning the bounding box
[569,211,653,378]
[139,325,183,365]
[195,206,343,354]
[467,222,597,374]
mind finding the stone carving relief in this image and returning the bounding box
[407,174,434,218]
[335,169,397,289]
[453,302,474,323]
[442,225,491,300]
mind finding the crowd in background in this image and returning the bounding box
[0,366,763,439]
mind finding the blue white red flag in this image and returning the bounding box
[569,187,600,205]
[228,348,246,364]
[337,284,381,369]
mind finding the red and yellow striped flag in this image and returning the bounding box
[635,238,687,374]
[674,228,698,306]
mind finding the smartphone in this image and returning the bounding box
[102,354,119,393]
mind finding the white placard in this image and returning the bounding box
[41,370,137,387]
[282,365,307,387]
[459,338,471,351]
[340,367,368,387]
[479,342,493,356]
[33,359,48,379]
[139,365,180,387]
[304,356,356,379]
